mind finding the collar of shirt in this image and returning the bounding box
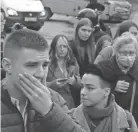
[11,97,28,132]
[10,97,28,119]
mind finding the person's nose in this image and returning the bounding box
[81,87,87,97]
[34,66,45,79]
[60,46,64,51]
[85,31,90,36]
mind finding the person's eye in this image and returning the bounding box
[63,45,67,48]
[119,51,126,56]
[129,52,136,56]
[87,87,93,91]
[43,62,49,68]
[82,29,86,32]
[26,64,37,68]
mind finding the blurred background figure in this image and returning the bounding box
[97,33,138,125]
[86,0,106,32]
[1,11,6,39]
[47,34,81,109]
[114,20,138,40]
[77,8,112,44]
[69,18,95,77]
[95,34,112,58]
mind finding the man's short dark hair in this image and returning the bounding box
[83,64,112,89]
[3,29,49,58]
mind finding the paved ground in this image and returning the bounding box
[39,10,138,45]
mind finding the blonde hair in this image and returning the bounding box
[113,32,138,55]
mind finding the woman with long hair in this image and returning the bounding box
[47,34,81,109]
[69,18,96,77]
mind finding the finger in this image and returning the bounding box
[19,74,35,88]
[18,82,32,99]
[120,87,128,91]
[115,88,127,93]
[120,84,129,88]
[19,79,36,96]
[19,84,40,102]
[23,73,49,93]
[23,73,50,94]
[119,81,129,86]
[120,81,129,85]
[23,73,42,88]
[121,82,129,85]
[20,79,45,99]
[119,86,128,90]
[19,74,41,94]
[117,89,127,93]
[57,78,68,82]
[42,70,47,86]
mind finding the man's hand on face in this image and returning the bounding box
[18,73,53,116]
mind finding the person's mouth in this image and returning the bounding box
[60,52,66,55]
[81,97,88,100]
[84,36,89,40]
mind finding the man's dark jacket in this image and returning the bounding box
[1,82,86,132]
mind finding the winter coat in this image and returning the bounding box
[47,63,81,109]
[1,84,86,132]
[68,104,138,132]
[69,40,95,77]
[97,56,138,125]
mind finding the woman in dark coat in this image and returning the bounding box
[94,20,138,64]
[97,33,138,125]
[69,18,96,77]
[47,34,81,109]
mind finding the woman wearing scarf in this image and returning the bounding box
[94,20,138,64]
[69,18,95,77]
[68,64,138,132]
[97,33,138,125]
[47,34,81,109]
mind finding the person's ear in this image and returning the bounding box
[2,58,12,74]
[104,88,111,97]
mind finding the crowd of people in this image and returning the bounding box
[1,5,138,132]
